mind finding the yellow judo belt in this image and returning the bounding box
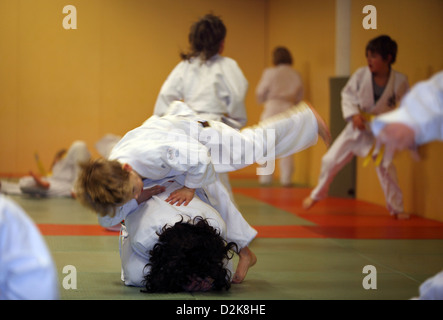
[360,111,385,167]
[34,152,47,176]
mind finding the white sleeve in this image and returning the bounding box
[371,72,443,145]
[417,270,443,300]
[124,140,217,190]
[0,196,59,300]
[153,62,185,116]
[163,141,217,189]
[98,199,138,227]
[341,69,364,121]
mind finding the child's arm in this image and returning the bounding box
[341,68,365,121]
[29,171,50,189]
[165,186,195,206]
[153,62,185,116]
[352,114,367,131]
[136,185,166,205]
[223,59,248,129]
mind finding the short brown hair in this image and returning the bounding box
[180,13,227,61]
[366,35,397,65]
[75,158,132,217]
[273,46,293,65]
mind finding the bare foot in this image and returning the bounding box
[232,247,257,284]
[306,103,332,147]
[302,196,317,210]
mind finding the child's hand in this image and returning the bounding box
[376,123,418,163]
[352,114,367,131]
[165,186,195,206]
[136,185,166,204]
[29,171,50,189]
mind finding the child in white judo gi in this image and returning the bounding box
[117,180,238,292]
[0,140,91,198]
[153,13,248,205]
[372,71,443,300]
[153,13,248,129]
[76,100,330,288]
[303,35,410,219]
[0,195,59,300]
[256,46,304,186]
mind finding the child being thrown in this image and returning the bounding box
[76,100,330,291]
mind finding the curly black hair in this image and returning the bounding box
[142,216,238,293]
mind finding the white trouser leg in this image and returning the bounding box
[279,155,294,186]
[207,102,318,174]
[218,172,239,208]
[310,133,356,200]
[119,224,148,287]
[258,164,273,185]
[204,179,257,250]
[375,162,404,214]
[19,176,48,196]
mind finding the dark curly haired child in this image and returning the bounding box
[143,216,238,292]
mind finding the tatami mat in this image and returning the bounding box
[4,179,443,300]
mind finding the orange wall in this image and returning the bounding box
[0,0,266,175]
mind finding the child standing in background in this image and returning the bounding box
[153,13,248,204]
[303,35,410,219]
[153,13,248,129]
[256,46,304,186]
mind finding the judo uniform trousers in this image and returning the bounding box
[310,66,409,214]
[255,64,304,185]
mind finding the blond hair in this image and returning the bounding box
[75,158,132,217]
